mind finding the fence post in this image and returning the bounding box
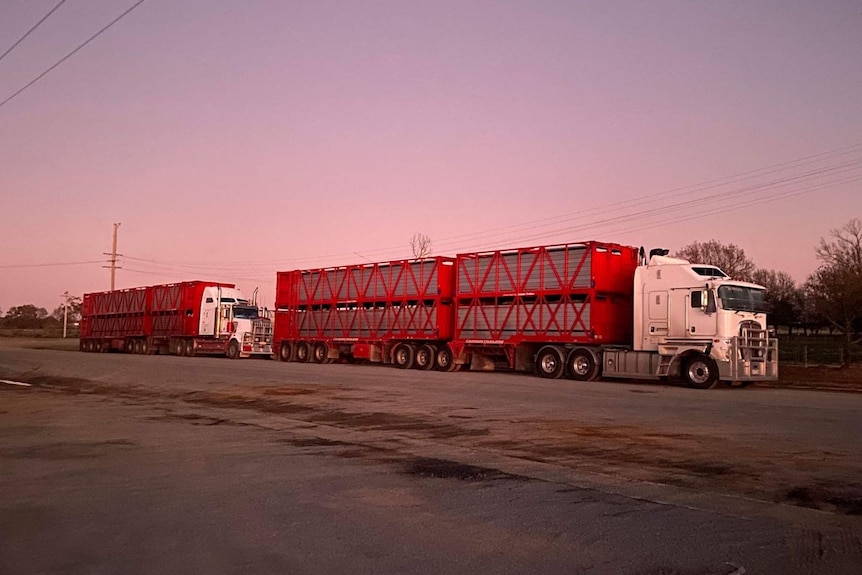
[803,344,808,368]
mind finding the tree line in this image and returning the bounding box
[0,297,82,330]
[674,219,861,366]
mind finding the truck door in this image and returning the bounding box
[687,289,717,338]
[646,290,669,341]
[200,296,216,336]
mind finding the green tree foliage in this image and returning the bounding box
[805,219,862,366]
[1,304,49,329]
[751,269,802,334]
[673,240,756,281]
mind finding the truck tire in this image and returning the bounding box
[295,342,310,363]
[393,343,415,369]
[567,348,599,381]
[185,340,196,357]
[435,346,453,371]
[312,342,328,364]
[682,354,719,389]
[413,344,436,370]
[125,339,136,354]
[278,342,293,362]
[536,346,565,379]
[227,340,240,360]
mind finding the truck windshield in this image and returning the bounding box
[717,286,767,313]
[232,306,260,319]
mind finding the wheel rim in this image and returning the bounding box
[314,344,326,362]
[572,355,591,377]
[687,360,711,385]
[297,343,309,362]
[540,354,558,374]
[416,348,429,366]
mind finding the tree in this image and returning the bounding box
[805,219,862,367]
[1,305,49,329]
[751,269,802,335]
[410,232,432,260]
[673,240,756,281]
[51,294,83,326]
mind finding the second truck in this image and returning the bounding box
[273,241,777,388]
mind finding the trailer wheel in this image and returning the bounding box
[434,347,453,371]
[567,348,599,381]
[185,340,196,358]
[134,339,144,354]
[536,346,565,379]
[227,340,240,360]
[393,343,415,369]
[312,342,328,364]
[682,354,719,389]
[295,342,310,363]
[413,344,436,370]
[278,342,293,362]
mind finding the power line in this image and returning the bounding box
[120,158,859,275]
[0,260,103,269]
[0,0,67,64]
[0,0,147,111]
[117,142,862,269]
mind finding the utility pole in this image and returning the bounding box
[60,291,70,338]
[103,223,122,291]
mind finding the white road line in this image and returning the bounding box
[0,380,32,387]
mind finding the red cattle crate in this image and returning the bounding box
[456,242,638,298]
[79,287,148,338]
[453,242,639,346]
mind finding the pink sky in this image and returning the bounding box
[1,0,860,313]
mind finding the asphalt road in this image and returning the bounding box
[1,341,861,574]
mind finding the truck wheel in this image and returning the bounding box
[536,346,565,379]
[185,340,196,357]
[435,346,453,371]
[227,340,240,360]
[134,339,144,354]
[567,348,599,381]
[278,342,293,362]
[125,339,135,354]
[393,343,415,369]
[312,342,328,364]
[413,344,436,370]
[682,354,719,389]
[295,342,310,363]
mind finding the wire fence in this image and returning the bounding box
[778,336,861,366]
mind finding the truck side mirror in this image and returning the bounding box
[706,290,717,314]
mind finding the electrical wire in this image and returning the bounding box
[0,0,147,111]
[0,0,67,64]
[119,154,860,275]
[119,142,862,269]
[0,260,103,269]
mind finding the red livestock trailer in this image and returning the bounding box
[274,257,455,368]
[449,242,639,373]
[274,241,639,374]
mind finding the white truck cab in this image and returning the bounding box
[603,252,778,388]
[199,286,273,358]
